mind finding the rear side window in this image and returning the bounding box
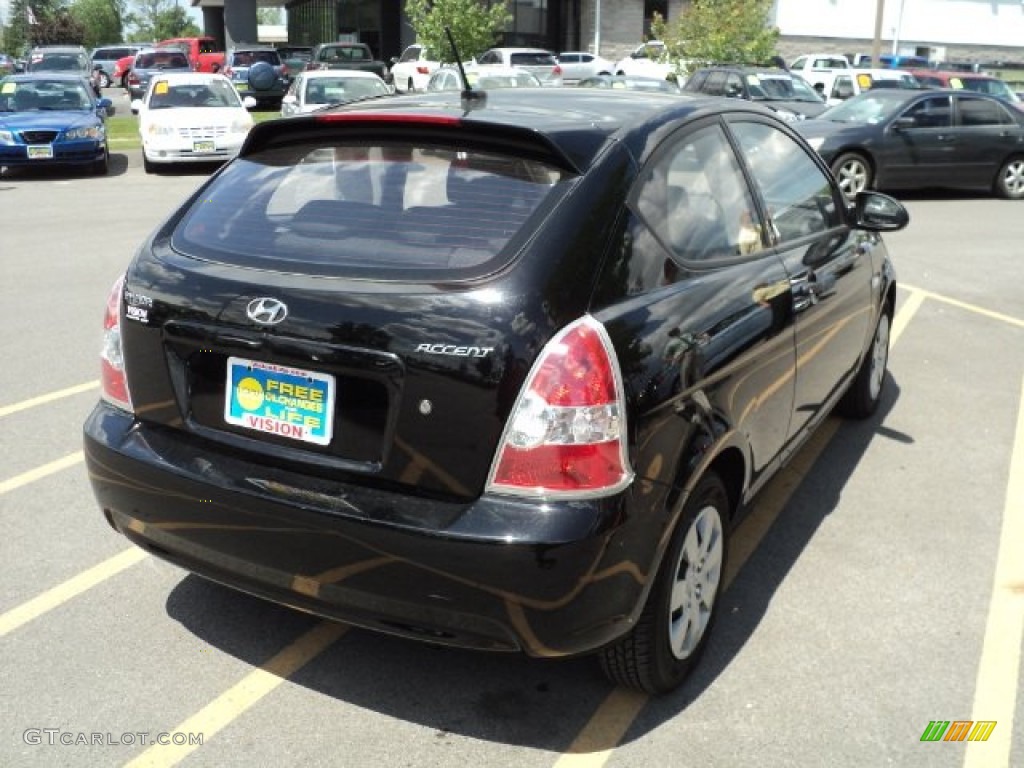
[173,142,569,278]
[957,96,1012,126]
[510,52,556,66]
[94,47,130,61]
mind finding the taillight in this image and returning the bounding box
[416,65,429,75]
[127,72,139,86]
[487,316,632,498]
[552,64,563,76]
[100,274,133,412]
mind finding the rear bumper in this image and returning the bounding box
[83,403,661,657]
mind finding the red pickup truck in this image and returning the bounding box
[157,37,225,73]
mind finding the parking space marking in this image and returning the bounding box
[891,290,925,346]
[553,689,649,767]
[545,293,926,766]
[0,451,83,496]
[0,548,147,637]
[964,375,1024,768]
[0,381,97,419]
[901,283,1024,330]
[123,621,348,768]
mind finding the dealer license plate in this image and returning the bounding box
[193,140,215,154]
[28,145,53,159]
[224,357,335,446]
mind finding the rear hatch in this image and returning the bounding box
[120,113,588,501]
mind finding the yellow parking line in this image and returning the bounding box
[901,283,1024,329]
[547,293,926,766]
[964,375,1024,768]
[0,547,148,637]
[891,290,925,346]
[0,451,83,496]
[553,689,649,767]
[124,621,348,768]
[0,381,98,419]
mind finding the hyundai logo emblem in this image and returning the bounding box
[246,297,288,325]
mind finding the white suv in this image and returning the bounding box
[475,48,563,86]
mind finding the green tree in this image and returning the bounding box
[257,8,282,25]
[124,0,197,42]
[32,8,88,45]
[404,0,510,64]
[652,0,779,78]
[4,0,85,50]
[70,0,123,48]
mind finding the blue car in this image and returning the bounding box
[0,73,112,174]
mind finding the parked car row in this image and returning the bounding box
[8,42,1023,205]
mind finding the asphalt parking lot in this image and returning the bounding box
[1,156,1021,768]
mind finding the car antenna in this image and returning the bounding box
[445,26,486,109]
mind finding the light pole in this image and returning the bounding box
[593,0,601,55]
[872,0,884,66]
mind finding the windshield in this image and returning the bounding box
[148,79,242,108]
[0,80,94,111]
[303,77,389,104]
[748,74,823,103]
[819,91,909,123]
[30,52,88,72]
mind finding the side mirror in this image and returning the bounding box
[242,96,257,109]
[853,191,909,232]
[836,84,854,99]
[130,98,143,114]
[389,56,398,66]
[892,116,916,131]
[97,97,113,116]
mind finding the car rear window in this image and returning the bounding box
[172,141,569,279]
[137,51,190,68]
[510,52,557,67]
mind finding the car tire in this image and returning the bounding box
[830,152,872,201]
[994,155,1024,200]
[142,155,156,174]
[92,149,109,175]
[838,304,891,418]
[407,77,414,93]
[99,72,112,89]
[248,61,276,91]
[599,471,729,694]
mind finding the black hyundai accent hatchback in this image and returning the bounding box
[84,87,908,693]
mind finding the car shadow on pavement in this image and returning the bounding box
[0,152,131,179]
[161,374,907,751]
